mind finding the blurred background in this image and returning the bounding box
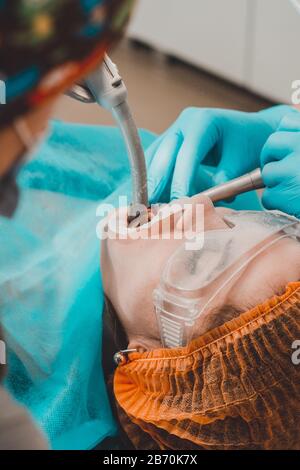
[55,0,300,134]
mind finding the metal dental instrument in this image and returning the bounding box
[66,54,149,226]
[200,168,265,203]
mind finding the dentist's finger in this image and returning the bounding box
[145,132,166,167]
[171,120,219,199]
[262,153,299,188]
[261,131,300,166]
[147,130,183,203]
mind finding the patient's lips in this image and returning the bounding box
[105,195,232,244]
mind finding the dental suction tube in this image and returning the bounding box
[112,101,149,210]
[86,55,149,223]
[68,54,149,224]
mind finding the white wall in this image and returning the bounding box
[249,0,300,102]
[128,0,300,103]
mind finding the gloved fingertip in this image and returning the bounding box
[148,189,156,204]
[261,189,273,210]
[148,183,161,204]
[148,193,158,205]
[213,170,231,186]
[171,189,186,201]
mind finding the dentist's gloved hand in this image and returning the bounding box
[147,105,297,202]
[261,113,300,218]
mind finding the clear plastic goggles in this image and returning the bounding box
[153,211,300,348]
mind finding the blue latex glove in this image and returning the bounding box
[261,112,300,218]
[146,105,297,202]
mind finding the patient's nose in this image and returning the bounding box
[183,194,230,232]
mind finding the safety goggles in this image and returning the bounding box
[153,211,300,348]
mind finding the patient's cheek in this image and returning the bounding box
[117,239,184,339]
[228,239,300,313]
[119,249,288,349]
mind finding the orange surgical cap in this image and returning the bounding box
[114,282,300,450]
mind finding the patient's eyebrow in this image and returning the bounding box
[200,304,244,333]
[201,279,300,335]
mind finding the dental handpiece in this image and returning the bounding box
[201,168,265,203]
[66,55,149,225]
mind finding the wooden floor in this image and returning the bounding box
[55,39,273,135]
